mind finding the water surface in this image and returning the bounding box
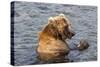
[11,1,97,66]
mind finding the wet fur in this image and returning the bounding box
[37,14,75,62]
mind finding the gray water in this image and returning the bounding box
[12,1,97,66]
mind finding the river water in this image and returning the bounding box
[11,1,97,66]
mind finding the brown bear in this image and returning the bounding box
[37,14,75,62]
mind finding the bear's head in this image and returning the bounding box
[42,14,75,40]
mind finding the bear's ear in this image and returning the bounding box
[59,13,65,17]
[48,17,54,23]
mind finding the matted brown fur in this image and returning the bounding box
[37,14,75,62]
